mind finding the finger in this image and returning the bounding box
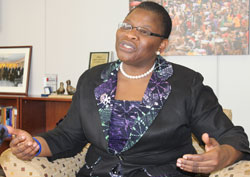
[202,133,211,145]
[6,126,31,140]
[11,141,28,155]
[6,126,19,136]
[183,154,206,162]
[177,153,218,173]
[16,145,39,160]
[178,155,213,166]
[177,156,213,173]
[202,133,220,152]
[24,145,40,160]
[22,141,40,160]
[13,140,39,160]
[5,125,13,133]
[11,138,33,154]
[183,151,220,163]
[177,158,213,174]
[9,135,26,147]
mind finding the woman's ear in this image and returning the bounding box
[159,39,169,53]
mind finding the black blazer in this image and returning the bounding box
[41,60,250,177]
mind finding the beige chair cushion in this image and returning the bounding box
[0,144,89,177]
[0,149,41,177]
[210,160,250,177]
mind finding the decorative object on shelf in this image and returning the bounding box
[0,106,18,129]
[56,82,65,95]
[89,52,113,69]
[66,80,76,95]
[41,86,52,97]
[0,46,32,95]
[43,74,57,93]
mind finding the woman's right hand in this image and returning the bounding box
[6,126,40,161]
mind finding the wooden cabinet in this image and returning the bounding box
[0,95,72,154]
[0,96,20,154]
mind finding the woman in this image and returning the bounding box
[7,1,250,177]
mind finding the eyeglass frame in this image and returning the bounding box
[118,22,167,39]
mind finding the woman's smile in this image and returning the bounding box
[119,40,136,53]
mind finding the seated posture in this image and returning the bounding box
[6,1,250,177]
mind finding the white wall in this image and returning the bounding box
[0,0,250,138]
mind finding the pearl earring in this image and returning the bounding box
[156,51,160,55]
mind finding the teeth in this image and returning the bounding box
[123,44,133,49]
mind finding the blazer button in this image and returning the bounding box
[116,154,123,161]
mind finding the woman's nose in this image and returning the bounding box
[126,29,139,40]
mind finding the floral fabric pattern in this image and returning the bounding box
[108,100,141,153]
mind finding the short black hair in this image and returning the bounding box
[129,1,172,39]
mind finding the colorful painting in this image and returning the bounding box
[129,0,249,56]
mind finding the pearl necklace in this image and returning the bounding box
[119,62,155,79]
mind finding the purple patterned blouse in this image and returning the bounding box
[108,100,141,153]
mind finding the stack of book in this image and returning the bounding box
[0,106,17,128]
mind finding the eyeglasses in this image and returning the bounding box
[118,22,167,38]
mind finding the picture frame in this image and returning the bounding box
[0,46,32,96]
[89,52,110,69]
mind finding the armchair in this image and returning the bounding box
[0,110,250,177]
[0,144,89,177]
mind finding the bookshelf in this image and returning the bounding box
[0,95,72,154]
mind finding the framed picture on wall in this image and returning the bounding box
[0,46,32,96]
[89,52,110,69]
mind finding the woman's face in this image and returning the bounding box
[116,8,166,66]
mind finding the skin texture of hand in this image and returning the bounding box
[6,126,40,161]
[176,133,243,174]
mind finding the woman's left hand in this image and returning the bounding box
[176,133,242,174]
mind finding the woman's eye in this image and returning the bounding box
[138,28,149,35]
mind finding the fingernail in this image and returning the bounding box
[183,155,188,159]
[176,162,181,167]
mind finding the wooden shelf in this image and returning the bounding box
[0,95,72,154]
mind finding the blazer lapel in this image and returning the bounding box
[94,62,120,146]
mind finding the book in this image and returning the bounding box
[0,106,17,128]
[0,107,2,124]
[12,108,17,128]
[2,107,6,125]
[5,106,13,127]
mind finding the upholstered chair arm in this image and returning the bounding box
[0,144,89,177]
[209,160,250,177]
